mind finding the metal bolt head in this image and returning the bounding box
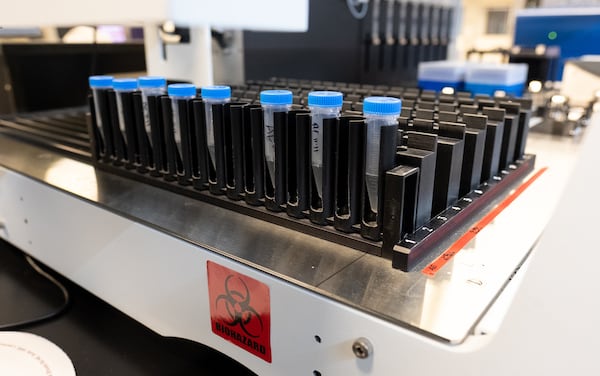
[352,337,372,359]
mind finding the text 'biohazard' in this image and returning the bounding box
[207,261,271,362]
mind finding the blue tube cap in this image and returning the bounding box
[113,78,137,91]
[201,85,231,100]
[260,90,293,105]
[138,76,166,88]
[168,83,196,97]
[308,91,344,107]
[89,75,113,88]
[363,97,402,115]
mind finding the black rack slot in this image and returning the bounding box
[382,165,419,258]
[459,104,478,114]
[361,124,398,241]
[245,106,265,206]
[498,101,521,169]
[415,108,434,120]
[92,88,113,160]
[460,114,487,197]
[226,103,247,200]
[108,90,126,166]
[176,99,194,185]
[287,112,311,218]
[481,107,506,182]
[133,92,151,173]
[148,95,167,176]
[310,117,338,225]
[438,111,458,123]
[191,99,209,189]
[87,94,101,161]
[264,111,288,212]
[413,118,435,133]
[209,103,227,194]
[432,121,466,217]
[121,91,139,169]
[396,131,438,229]
[334,116,365,233]
[160,96,179,181]
[513,98,532,160]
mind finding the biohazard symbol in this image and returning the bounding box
[215,275,264,338]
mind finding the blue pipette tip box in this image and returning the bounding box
[417,61,466,91]
[465,63,529,96]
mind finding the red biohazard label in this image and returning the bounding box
[207,261,271,363]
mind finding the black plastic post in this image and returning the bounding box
[334,116,365,233]
[396,131,438,229]
[431,121,466,217]
[310,117,338,225]
[148,95,167,176]
[264,111,288,212]
[381,165,419,259]
[481,107,506,182]
[287,112,311,218]
[460,114,487,196]
[244,106,265,206]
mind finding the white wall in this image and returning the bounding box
[456,0,526,61]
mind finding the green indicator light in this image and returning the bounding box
[548,31,558,40]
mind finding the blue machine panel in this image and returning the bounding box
[514,9,600,80]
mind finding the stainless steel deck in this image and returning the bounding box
[0,129,582,343]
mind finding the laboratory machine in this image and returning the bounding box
[1,1,600,375]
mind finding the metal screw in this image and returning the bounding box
[352,337,372,359]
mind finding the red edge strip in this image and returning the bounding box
[422,167,549,277]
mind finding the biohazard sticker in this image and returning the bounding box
[207,261,271,363]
